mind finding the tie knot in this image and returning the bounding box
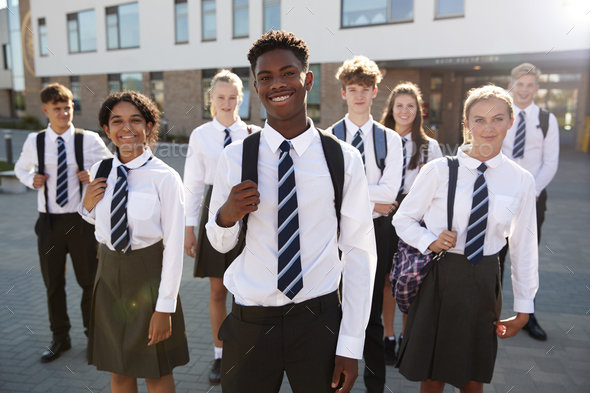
[477,163,488,174]
[280,140,291,154]
[118,165,130,177]
[224,128,231,136]
[57,136,64,143]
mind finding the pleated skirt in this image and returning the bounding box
[396,252,502,389]
[194,186,245,278]
[88,241,190,379]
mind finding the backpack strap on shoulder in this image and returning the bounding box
[331,119,346,142]
[74,128,85,197]
[446,156,460,231]
[36,130,49,213]
[372,122,387,173]
[240,131,261,229]
[538,108,550,139]
[318,129,345,234]
[95,158,114,180]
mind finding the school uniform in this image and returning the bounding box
[79,147,189,379]
[184,117,259,278]
[328,115,402,393]
[392,147,539,389]
[206,119,377,393]
[14,124,110,346]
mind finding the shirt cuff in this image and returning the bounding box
[155,297,177,313]
[513,298,534,314]
[335,334,365,360]
[418,232,438,254]
[185,216,198,227]
[25,173,36,189]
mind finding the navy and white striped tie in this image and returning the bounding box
[465,163,489,266]
[223,128,232,148]
[277,140,303,300]
[55,136,68,207]
[398,137,408,198]
[111,165,131,254]
[513,112,526,159]
[351,129,365,167]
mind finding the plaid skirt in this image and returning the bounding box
[396,252,502,389]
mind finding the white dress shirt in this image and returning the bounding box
[15,124,111,213]
[501,102,559,196]
[400,133,443,195]
[184,117,260,227]
[392,146,539,313]
[328,115,403,218]
[79,148,185,314]
[206,119,377,359]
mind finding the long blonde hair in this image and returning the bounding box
[209,70,244,118]
[462,84,514,144]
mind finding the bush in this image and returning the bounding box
[0,115,45,131]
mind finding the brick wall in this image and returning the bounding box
[0,89,12,117]
[163,69,201,136]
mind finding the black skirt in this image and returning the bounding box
[396,252,502,389]
[193,185,245,278]
[88,241,190,379]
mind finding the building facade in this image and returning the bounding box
[8,0,590,148]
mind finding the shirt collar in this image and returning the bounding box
[513,102,536,119]
[263,117,317,157]
[46,124,75,143]
[114,146,153,169]
[212,116,243,132]
[458,145,505,170]
[344,114,373,136]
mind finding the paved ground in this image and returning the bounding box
[0,130,589,392]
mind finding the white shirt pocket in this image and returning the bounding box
[128,192,158,220]
[493,195,519,224]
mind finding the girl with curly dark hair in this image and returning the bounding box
[80,91,189,392]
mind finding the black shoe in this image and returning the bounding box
[524,314,547,341]
[209,358,221,385]
[384,338,397,365]
[41,337,71,363]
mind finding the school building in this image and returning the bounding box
[3,0,590,149]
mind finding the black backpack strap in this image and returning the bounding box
[240,131,261,229]
[95,158,114,180]
[318,129,345,234]
[538,108,550,139]
[74,128,85,197]
[372,122,387,173]
[36,131,49,214]
[423,140,430,164]
[446,156,460,230]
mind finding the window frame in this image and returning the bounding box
[3,44,11,69]
[202,0,216,42]
[38,18,48,57]
[105,2,140,51]
[340,0,414,29]
[232,0,249,39]
[263,0,280,32]
[70,75,82,114]
[434,0,464,20]
[150,71,165,112]
[174,0,188,44]
[66,9,97,54]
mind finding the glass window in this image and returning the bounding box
[430,75,443,90]
[70,76,81,114]
[122,72,142,91]
[106,3,139,50]
[41,77,50,89]
[202,0,216,40]
[429,92,442,122]
[150,72,164,112]
[308,64,321,121]
[233,0,249,38]
[235,68,250,120]
[342,0,413,27]
[108,74,121,93]
[436,0,464,18]
[175,0,188,43]
[39,18,48,56]
[202,69,217,119]
[264,0,280,32]
[78,10,97,51]
[67,14,79,53]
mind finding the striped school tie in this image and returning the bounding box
[398,137,408,198]
[465,163,489,266]
[351,129,365,167]
[55,136,68,207]
[277,140,303,300]
[513,111,526,158]
[111,165,131,254]
[223,128,232,148]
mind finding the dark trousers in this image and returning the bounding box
[363,216,393,393]
[36,213,98,341]
[499,189,547,283]
[219,291,341,393]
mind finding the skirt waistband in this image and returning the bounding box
[99,240,163,259]
[443,252,499,263]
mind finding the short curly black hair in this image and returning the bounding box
[247,30,309,75]
[98,91,160,148]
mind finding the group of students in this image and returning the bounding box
[14,29,559,393]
